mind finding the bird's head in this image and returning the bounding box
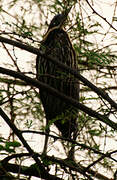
[48,13,66,30]
[42,13,67,42]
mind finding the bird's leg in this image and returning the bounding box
[43,130,49,154]
[63,140,75,161]
[68,142,75,161]
[42,120,50,155]
[41,122,50,171]
[68,127,77,161]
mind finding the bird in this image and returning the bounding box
[36,13,79,157]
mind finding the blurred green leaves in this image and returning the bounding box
[0,138,21,153]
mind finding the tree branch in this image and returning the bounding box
[1,153,111,180]
[0,108,61,180]
[0,36,117,110]
[86,0,117,32]
[21,130,117,163]
[0,67,117,130]
[0,36,39,54]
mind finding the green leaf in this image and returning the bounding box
[0,144,5,151]
[5,141,21,148]
[88,129,102,136]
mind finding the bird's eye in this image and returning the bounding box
[53,22,56,25]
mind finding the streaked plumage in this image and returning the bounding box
[36,14,79,139]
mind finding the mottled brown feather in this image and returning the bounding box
[36,28,79,138]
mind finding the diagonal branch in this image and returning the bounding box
[1,154,110,180]
[0,66,117,130]
[0,108,61,180]
[0,36,117,110]
[22,130,117,163]
[85,0,117,32]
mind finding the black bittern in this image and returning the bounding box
[36,13,79,159]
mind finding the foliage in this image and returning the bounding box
[0,0,117,179]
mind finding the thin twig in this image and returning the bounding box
[0,66,117,130]
[0,108,60,180]
[85,0,117,32]
[0,36,117,110]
